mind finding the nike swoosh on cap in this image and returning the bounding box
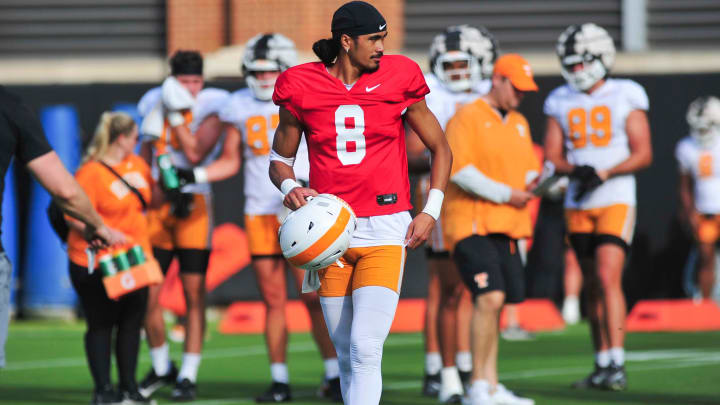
[365,84,381,92]
[379,24,386,30]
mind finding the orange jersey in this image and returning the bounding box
[67,154,154,266]
[442,98,540,250]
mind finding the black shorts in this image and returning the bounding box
[153,247,210,275]
[453,234,525,303]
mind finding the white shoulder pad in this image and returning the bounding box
[675,136,694,173]
[193,87,231,124]
[620,79,649,111]
[137,87,161,118]
[161,76,195,111]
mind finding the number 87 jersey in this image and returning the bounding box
[273,55,430,217]
[544,78,649,209]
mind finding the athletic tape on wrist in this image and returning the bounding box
[193,167,208,184]
[167,111,185,127]
[281,178,302,196]
[422,188,444,220]
[269,149,296,167]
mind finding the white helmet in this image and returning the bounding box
[687,96,720,148]
[242,33,297,101]
[556,23,615,92]
[279,194,357,271]
[429,25,497,93]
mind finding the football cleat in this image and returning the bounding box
[571,363,609,389]
[279,194,357,271]
[138,361,179,397]
[317,376,343,402]
[242,33,297,101]
[121,390,158,405]
[501,326,535,341]
[91,384,124,405]
[429,25,498,93]
[462,380,491,405]
[556,23,615,91]
[255,382,292,403]
[459,369,472,394]
[170,378,197,402]
[687,96,720,148]
[602,363,627,391]
[491,383,535,405]
[422,372,441,397]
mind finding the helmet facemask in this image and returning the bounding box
[429,25,497,93]
[432,51,480,93]
[242,33,297,101]
[557,23,615,92]
[687,96,720,148]
[560,53,609,92]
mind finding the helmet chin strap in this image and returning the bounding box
[562,59,607,92]
[247,75,276,101]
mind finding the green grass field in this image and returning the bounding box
[2,320,719,405]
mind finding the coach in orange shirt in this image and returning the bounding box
[443,54,539,405]
[66,112,159,405]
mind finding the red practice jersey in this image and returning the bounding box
[273,55,430,217]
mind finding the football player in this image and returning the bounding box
[405,25,497,403]
[136,50,230,401]
[544,23,652,391]
[217,33,341,403]
[269,2,452,404]
[676,96,720,299]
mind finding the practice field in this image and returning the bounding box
[2,320,719,405]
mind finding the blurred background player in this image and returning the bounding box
[65,112,157,405]
[443,53,539,405]
[676,96,720,299]
[270,2,452,403]
[544,23,652,391]
[137,50,230,401]
[217,33,341,403]
[405,25,497,402]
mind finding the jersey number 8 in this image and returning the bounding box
[335,105,366,165]
[567,106,612,149]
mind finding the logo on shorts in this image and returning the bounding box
[121,272,136,290]
[474,272,488,289]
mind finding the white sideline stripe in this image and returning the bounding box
[3,335,422,372]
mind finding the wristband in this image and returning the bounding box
[193,167,208,184]
[167,111,185,127]
[281,178,302,195]
[422,188,444,220]
[270,148,296,167]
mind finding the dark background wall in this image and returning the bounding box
[6,72,719,308]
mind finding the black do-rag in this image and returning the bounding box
[331,1,387,38]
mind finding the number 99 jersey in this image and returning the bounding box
[219,87,310,215]
[273,55,430,217]
[544,78,649,209]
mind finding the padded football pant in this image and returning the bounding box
[69,261,148,391]
[320,286,399,405]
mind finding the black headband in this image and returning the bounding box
[331,1,387,38]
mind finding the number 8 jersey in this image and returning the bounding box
[544,78,649,209]
[273,55,430,217]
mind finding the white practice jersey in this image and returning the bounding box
[219,88,310,216]
[675,136,720,214]
[138,86,230,194]
[420,74,489,251]
[544,78,649,209]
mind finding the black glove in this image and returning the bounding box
[570,165,603,201]
[175,168,196,188]
[167,191,194,219]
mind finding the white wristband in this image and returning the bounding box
[270,149,296,167]
[422,188,444,220]
[167,111,185,127]
[281,178,302,195]
[193,167,208,184]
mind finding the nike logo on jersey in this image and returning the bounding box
[366,84,381,92]
[379,24,386,30]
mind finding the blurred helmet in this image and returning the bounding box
[429,25,498,93]
[242,33,297,101]
[556,23,615,92]
[279,194,357,271]
[687,96,720,148]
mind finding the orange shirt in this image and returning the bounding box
[67,154,154,267]
[442,98,540,251]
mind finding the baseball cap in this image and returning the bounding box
[331,1,387,38]
[493,54,538,92]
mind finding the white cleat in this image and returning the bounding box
[462,380,492,405]
[491,383,534,405]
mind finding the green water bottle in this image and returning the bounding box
[99,253,117,277]
[128,245,146,266]
[113,249,131,271]
[157,153,179,190]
